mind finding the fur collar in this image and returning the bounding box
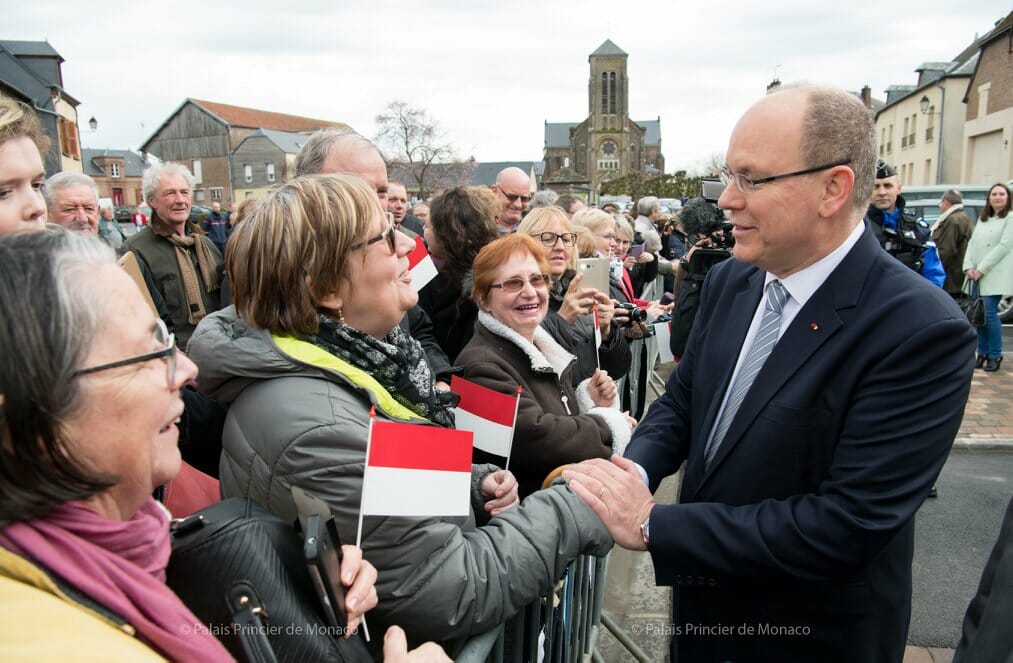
[477,310,574,376]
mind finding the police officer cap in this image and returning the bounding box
[875,160,897,179]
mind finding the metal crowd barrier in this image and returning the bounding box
[456,553,611,663]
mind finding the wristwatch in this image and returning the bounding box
[640,518,650,547]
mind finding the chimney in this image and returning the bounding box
[861,85,872,108]
[766,78,782,94]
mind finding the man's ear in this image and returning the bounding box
[818,165,855,219]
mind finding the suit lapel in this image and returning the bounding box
[693,227,879,491]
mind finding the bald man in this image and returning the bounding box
[491,166,532,232]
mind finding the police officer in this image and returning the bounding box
[865,161,945,287]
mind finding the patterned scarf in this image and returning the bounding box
[148,213,219,325]
[306,313,456,428]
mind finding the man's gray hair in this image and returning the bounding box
[43,172,99,210]
[529,190,559,208]
[294,127,365,177]
[942,189,963,205]
[637,196,659,217]
[786,84,877,212]
[142,162,195,202]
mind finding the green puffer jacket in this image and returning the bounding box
[187,306,612,651]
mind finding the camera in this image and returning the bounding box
[680,196,735,282]
[617,302,647,324]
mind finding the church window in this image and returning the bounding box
[601,73,608,113]
[609,73,617,114]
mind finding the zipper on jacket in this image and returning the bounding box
[561,393,571,414]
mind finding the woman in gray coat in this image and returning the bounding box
[187,175,611,654]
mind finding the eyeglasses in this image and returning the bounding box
[74,319,177,385]
[719,159,852,193]
[531,232,577,247]
[502,192,533,205]
[489,273,551,293]
[596,232,617,241]
[350,212,397,254]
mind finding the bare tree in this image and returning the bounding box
[374,100,470,198]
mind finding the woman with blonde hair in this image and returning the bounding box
[517,206,630,384]
[0,98,49,235]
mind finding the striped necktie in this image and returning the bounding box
[704,279,788,468]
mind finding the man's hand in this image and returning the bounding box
[564,455,655,550]
[481,469,519,516]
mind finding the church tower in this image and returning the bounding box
[542,40,662,195]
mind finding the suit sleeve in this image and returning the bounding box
[642,315,973,585]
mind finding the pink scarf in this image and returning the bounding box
[0,498,233,662]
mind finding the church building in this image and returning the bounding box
[542,40,664,195]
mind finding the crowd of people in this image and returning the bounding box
[1,79,1011,663]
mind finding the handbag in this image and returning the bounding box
[165,498,371,663]
[961,280,986,328]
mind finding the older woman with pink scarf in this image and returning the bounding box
[0,231,380,661]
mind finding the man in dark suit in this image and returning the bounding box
[565,84,975,662]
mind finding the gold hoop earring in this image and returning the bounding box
[336,307,345,325]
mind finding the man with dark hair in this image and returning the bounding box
[932,189,974,297]
[565,84,974,663]
[556,193,585,219]
[865,161,945,286]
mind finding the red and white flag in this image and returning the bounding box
[408,235,438,293]
[592,305,602,372]
[450,375,520,462]
[360,419,473,518]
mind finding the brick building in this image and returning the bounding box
[961,12,1013,184]
[82,148,147,207]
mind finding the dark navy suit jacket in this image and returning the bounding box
[625,225,975,663]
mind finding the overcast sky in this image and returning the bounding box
[7,1,1009,172]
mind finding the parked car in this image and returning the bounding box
[188,204,212,224]
[900,185,991,204]
[113,206,132,222]
[903,199,984,231]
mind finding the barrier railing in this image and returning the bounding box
[456,553,612,663]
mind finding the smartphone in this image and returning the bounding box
[627,243,646,259]
[304,514,347,628]
[576,257,610,293]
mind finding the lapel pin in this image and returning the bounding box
[810,323,820,332]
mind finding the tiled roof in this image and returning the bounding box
[470,161,544,187]
[637,119,661,145]
[0,40,62,60]
[544,122,577,148]
[82,149,147,178]
[189,98,348,132]
[240,128,309,154]
[591,39,627,57]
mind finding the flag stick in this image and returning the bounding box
[355,406,376,642]
[504,385,523,473]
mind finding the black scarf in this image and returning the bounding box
[306,313,455,428]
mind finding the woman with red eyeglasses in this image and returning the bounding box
[457,233,636,499]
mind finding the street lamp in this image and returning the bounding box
[88,116,98,131]
[919,92,944,183]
